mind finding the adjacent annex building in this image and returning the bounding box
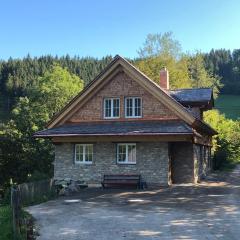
[34,55,217,186]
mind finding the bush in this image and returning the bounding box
[204,110,240,169]
[1,188,11,205]
[26,170,49,182]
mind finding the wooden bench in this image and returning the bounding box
[101,174,141,189]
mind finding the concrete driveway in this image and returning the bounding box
[27,166,240,240]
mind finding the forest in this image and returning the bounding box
[1,33,240,190]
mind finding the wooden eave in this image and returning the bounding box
[180,101,213,110]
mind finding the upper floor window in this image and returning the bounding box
[125,97,142,118]
[75,144,93,164]
[104,98,120,119]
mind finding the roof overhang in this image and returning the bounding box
[35,132,194,138]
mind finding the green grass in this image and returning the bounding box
[215,94,240,120]
[0,205,31,240]
[0,205,13,240]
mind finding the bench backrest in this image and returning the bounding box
[103,174,140,181]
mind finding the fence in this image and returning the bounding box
[11,179,56,239]
[11,187,21,239]
[18,179,56,205]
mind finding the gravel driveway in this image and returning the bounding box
[27,166,240,240]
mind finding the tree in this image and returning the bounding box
[204,110,240,169]
[135,55,192,89]
[0,55,112,122]
[0,66,84,187]
[188,53,222,97]
[31,64,84,118]
[135,33,222,92]
[203,49,236,94]
[0,97,53,186]
[137,32,182,59]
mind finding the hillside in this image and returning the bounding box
[215,94,240,120]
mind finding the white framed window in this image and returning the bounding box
[117,143,136,164]
[104,98,120,119]
[125,97,142,118]
[75,144,93,164]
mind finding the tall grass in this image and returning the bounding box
[0,205,13,240]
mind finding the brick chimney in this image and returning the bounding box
[159,67,169,90]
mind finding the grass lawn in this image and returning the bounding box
[0,204,30,240]
[0,205,13,240]
[215,94,240,120]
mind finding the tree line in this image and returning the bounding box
[1,48,240,119]
[1,47,240,119]
[204,49,240,94]
[0,55,113,121]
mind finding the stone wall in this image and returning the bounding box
[54,141,169,186]
[170,142,194,183]
[193,144,211,182]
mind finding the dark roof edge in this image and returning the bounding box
[193,119,217,136]
[34,132,194,138]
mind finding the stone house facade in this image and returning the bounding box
[35,55,217,186]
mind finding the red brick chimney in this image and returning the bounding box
[159,67,169,90]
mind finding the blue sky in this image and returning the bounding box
[0,0,240,60]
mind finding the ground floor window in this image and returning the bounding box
[75,144,93,164]
[117,143,136,164]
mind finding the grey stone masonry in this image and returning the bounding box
[54,142,169,186]
[170,142,194,183]
[193,144,211,182]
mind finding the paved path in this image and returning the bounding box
[27,166,240,240]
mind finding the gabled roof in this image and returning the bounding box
[169,88,214,109]
[46,55,217,136]
[34,121,193,138]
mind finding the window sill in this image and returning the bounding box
[125,116,142,119]
[104,117,120,119]
[75,162,93,165]
[117,162,136,165]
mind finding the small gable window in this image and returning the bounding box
[104,98,120,119]
[75,144,93,164]
[125,97,142,118]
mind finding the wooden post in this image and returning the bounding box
[11,187,16,240]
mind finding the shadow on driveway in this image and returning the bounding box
[27,167,240,240]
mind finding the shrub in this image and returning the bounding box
[204,110,240,169]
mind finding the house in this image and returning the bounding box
[34,55,217,186]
